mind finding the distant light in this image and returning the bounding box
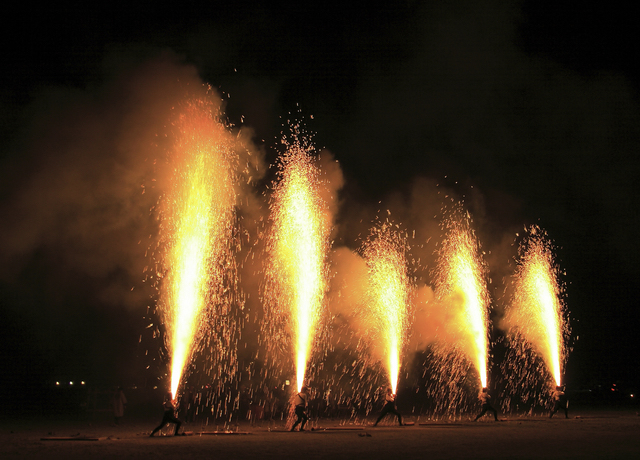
[631,394,635,398]
[56,382,60,386]
[81,381,85,385]
[69,381,74,385]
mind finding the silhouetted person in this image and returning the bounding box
[291,386,309,431]
[550,386,569,419]
[150,392,182,436]
[112,386,127,425]
[474,387,498,421]
[374,387,403,426]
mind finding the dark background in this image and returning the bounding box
[1,1,638,413]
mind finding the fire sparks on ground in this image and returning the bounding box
[157,96,238,399]
[361,220,412,394]
[263,131,331,392]
[436,212,490,389]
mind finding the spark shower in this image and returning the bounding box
[150,91,570,416]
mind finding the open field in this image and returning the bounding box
[1,410,639,459]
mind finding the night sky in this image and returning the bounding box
[1,1,639,408]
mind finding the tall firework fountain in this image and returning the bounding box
[156,96,238,399]
[361,220,412,394]
[435,211,490,390]
[263,129,331,392]
[501,226,569,411]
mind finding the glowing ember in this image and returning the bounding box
[158,97,237,399]
[436,212,490,388]
[509,227,566,387]
[264,133,330,392]
[362,220,411,394]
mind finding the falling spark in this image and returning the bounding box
[436,212,490,389]
[509,227,566,387]
[158,96,237,399]
[362,220,411,394]
[264,131,330,392]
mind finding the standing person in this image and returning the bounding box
[150,392,182,436]
[474,387,499,421]
[374,387,403,426]
[290,386,309,431]
[550,386,569,419]
[112,386,127,425]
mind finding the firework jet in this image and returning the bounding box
[265,135,331,392]
[509,228,566,386]
[437,213,490,388]
[362,221,411,394]
[158,97,237,398]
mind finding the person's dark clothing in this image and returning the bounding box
[550,390,569,419]
[374,392,402,426]
[374,401,403,425]
[474,391,498,421]
[474,403,498,421]
[291,391,309,431]
[291,405,308,431]
[151,400,182,436]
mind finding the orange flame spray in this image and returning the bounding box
[158,97,237,399]
[437,213,490,388]
[265,134,330,392]
[509,228,566,387]
[362,220,411,394]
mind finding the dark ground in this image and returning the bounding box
[2,409,639,460]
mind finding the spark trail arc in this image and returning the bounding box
[157,97,238,399]
[264,135,331,392]
[362,221,412,394]
[509,228,567,387]
[436,213,490,388]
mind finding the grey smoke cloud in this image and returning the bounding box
[2,0,640,393]
[0,51,267,384]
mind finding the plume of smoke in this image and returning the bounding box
[0,51,271,390]
[327,247,369,335]
[316,149,345,220]
[0,52,204,307]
